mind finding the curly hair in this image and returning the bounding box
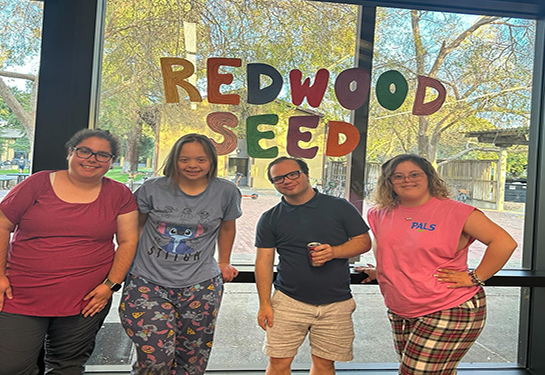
[373,154,450,209]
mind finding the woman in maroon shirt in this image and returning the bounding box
[0,129,139,375]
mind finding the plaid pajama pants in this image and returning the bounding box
[388,288,486,375]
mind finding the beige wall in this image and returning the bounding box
[157,101,330,188]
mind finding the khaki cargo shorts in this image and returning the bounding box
[263,290,356,362]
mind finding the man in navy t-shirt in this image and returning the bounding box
[255,156,371,375]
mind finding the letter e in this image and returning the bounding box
[287,116,319,159]
[246,114,279,158]
[207,58,242,105]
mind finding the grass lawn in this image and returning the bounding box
[0,167,153,185]
[0,169,26,174]
[106,167,153,183]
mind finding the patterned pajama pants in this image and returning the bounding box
[119,274,223,375]
[388,288,486,375]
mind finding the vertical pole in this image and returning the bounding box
[497,147,507,211]
[348,5,376,213]
[33,0,103,172]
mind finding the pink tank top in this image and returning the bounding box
[368,197,480,318]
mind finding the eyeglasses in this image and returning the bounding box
[389,171,426,184]
[270,170,303,184]
[72,147,114,163]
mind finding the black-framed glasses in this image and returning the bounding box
[71,147,114,163]
[389,171,426,184]
[270,170,303,184]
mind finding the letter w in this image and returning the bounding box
[289,69,329,108]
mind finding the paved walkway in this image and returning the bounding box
[213,190,524,369]
[0,186,524,265]
[233,189,525,268]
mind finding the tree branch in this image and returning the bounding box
[429,16,501,77]
[0,70,36,81]
[437,147,500,167]
[0,77,33,130]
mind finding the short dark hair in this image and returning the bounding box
[266,156,309,181]
[162,133,218,181]
[65,129,119,157]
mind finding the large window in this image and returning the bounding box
[98,0,359,266]
[93,0,360,368]
[84,1,540,372]
[364,8,534,273]
[361,8,535,368]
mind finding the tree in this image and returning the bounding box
[369,9,534,164]
[99,0,360,171]
[0,0,42,150]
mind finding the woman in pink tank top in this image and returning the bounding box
[362,154,517,375]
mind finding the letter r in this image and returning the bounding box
[160,57,202,103]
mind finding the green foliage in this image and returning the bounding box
[138,132,155,161]
[99,0,359,150]
[0,87,31,125]
[507,152,527,179]
[369,9,534,163]
[106,167,152,183]
[97,2,534,172]
[9,136,30,154]
[0,0,43,67]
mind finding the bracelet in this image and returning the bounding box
[468,270,485,286]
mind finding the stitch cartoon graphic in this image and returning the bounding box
[197,209,211,228]
[157,222,204,254]
[157,205,179,219]
[181,207,192,221]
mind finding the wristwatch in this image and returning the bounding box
[102,278,122,292]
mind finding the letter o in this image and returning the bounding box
[375,70,408,111]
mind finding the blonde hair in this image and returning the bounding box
[373,154,449,209]
[161,133,218,186]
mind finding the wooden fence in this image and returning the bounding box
[361,160,498,204]
[438,160,497,203]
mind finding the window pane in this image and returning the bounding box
[365,8,535,269]
[87,285,521,368]
[96,0,359,369]
[93,1,530,371]
[211,284,519,368]
[99,0,359,266]
[0,0,42,196]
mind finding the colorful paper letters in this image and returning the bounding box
[160,57,447,158]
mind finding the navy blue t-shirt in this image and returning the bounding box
[255,191,369,305]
